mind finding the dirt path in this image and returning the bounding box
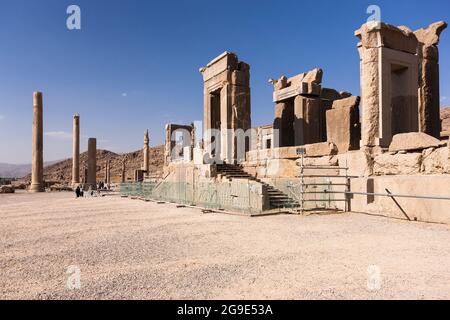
[1,192,450,299]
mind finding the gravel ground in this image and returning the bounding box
[1,191,450,300]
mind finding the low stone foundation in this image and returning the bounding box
[351,175,450,224]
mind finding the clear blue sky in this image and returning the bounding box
[0,0,449,163]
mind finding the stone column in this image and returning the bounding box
[121,160,126,183]
[106,160,111,185]
[30,92,44,192]
[86,138,97,190]
[143,129,150,175]
[104,161,108,183]
[71,113,80,187]
[83,167,88,184]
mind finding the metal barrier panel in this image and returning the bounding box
[119,180,266,214]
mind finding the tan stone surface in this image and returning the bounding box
[326,96,360,154]
[355,22,418,54]
[373,153,422,175]
[441,107,450,133]
[415,21,448,46]
[331,96,360,109]
[351,175,450,224]
[389,132,443,152]
[421,147,450,174]
[338,151,373,177]
[358,47,379,147]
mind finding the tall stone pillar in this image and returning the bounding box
[104,161,108,183]
[415,21,447,138]
[143,129,150,175]
[106,160,111,184]
[71,113,80,187]
[121,160,126,183]
[30,92,44,192]
[86,138,97,190]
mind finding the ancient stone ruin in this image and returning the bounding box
[154,19,449,224]
[200,52,251,163]
[30,92,44,193]
[22,18,449,225]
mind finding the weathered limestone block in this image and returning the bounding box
[302,68,323,84]
[326,96,361,153]
[359,47,379,147]
[266,159,297,178]
[421,147,450,174]
[351,176,450,224]
[389,132,443,152]
[331,96,360,109]
[373,153,422,175]
[415,21,448,48]
[338,150,373,177]
[271,147,297,159]
[356,22,418,54]
[298,155,339,167]
[294,96,323,145]
[261,145,335,160]
[302,142,337,157]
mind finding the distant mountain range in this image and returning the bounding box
[0,145,165,181]
[0,161,59,179]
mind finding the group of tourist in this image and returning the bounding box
[74,181,111,198]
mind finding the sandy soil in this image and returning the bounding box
[1,191,450,300]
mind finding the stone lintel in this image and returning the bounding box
[273,83,321,102]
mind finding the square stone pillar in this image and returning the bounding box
[86,138,97,190]
[415,21,447,138]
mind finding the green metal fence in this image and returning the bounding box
[120,180,267,214]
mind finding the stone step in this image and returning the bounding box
[215,164,299,210]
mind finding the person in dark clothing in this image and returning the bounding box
[75,186,81,198]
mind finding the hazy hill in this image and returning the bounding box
[0,160,59,179]
[19,145,164,184]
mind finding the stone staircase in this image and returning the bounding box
[216,164,300,210]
